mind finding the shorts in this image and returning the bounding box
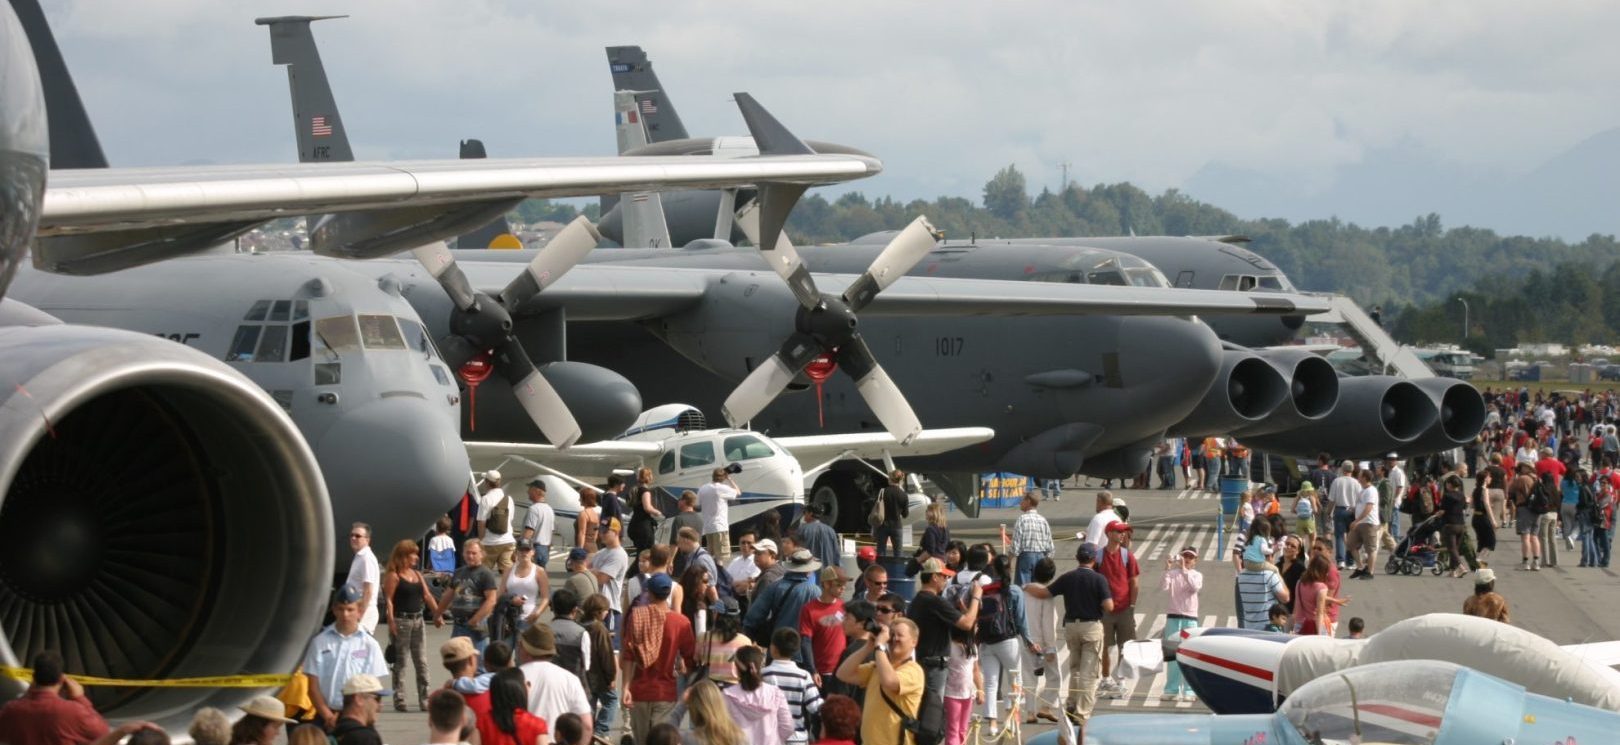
[1516,509,1537,535]
[1296,515,1316,535]
[1103,608,1136,648]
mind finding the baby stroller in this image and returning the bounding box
[1386,512,1446,575]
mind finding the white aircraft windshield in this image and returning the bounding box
[1281,660,1455,745]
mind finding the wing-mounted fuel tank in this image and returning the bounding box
[0,323,332,732]
[1242,375,1439,458]
[1167,348,1288,437]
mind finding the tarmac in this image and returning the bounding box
[372,479,1620,742]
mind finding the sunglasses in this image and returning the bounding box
[349,533,366,539]
[869,580,889,587]
[876,607,897,614]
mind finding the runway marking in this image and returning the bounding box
[1137,613,1171,708]
[1176,488,1194,500]
[1110,612,1153,707]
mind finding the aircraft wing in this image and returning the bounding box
[35,153,881,274]
[464,439,664,480]
[771,427,996,466]
[848,275,1332,317]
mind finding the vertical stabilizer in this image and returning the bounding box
[452,139,521,249]
[255,15,353,163]
[612,94,671,248]
[605,45,687,142]
[11,0,106,168]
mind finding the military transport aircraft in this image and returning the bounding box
[0,0,884,730]
[259,17,1337,529]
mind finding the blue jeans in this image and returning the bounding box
[592,687,618,734]
[1597,524,1614,567]
[1580,515,1599,566]
[874,525,902,559]
[1388,510,1402,541]
[1015,551,1045,586]
[535,544,551,572]
[452,622,488,673]
[1333,507,1354,565]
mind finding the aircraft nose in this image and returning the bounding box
[1117,316,1221,426]
[316,396,469,551]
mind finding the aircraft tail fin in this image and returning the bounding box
[11,0,107,168]
[608,92,672,247]
[613,90,651,154]
[452,139,522,249]
[255,15,354,163]
[605,45,688,142]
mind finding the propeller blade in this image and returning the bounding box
[721,332,822,427]
[494,339,583,448]
[498,215,600,310]
[412,240,479,311]
[837,335,922,446]
[841,216,938,312]
[735,200,821,310]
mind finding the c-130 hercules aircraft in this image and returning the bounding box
[0,0,889,731]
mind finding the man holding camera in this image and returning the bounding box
[836,615,925,745]
[699,466,741,561]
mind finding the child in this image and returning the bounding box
[1347,617,1366,639]
[428,516,457,575]
[943,632,983,745]
[1243,520,1278,574]
[1238,490,1256,535]
[1295,482,1318,543]
[1264,603,1290,633]
[761,628,823,745]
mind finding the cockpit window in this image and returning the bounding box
[1257,275,1287,291]
[358,314,405,350]
[723,435,775,461]
[1238,275,1258,291]
[290,321,311,361]
[269,300,292,322]
[256,325,289,363]
[400,318,442,360]
[244,300,270,322]
[659,451,676,475]
[680,441,716,469]
[293,300,309,321]
[1281,661,1453,745]
[316,315,361,353]
[227,325,262,362]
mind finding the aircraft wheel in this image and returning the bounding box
[811,471,860,532]
[808,485,840,529]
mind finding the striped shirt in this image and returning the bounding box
[1012,510,1054,554]
[1234,569,1285,630]
[761,659,823,744]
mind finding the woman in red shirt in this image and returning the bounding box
[483,668,549,745]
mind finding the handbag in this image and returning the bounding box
[383,642,397,666]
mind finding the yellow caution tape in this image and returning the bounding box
[0,667,292,688]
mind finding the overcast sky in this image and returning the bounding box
[42,0,1620,230]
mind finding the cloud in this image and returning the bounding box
[42,0,1620,213]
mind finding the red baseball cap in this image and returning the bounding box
[1106,521,1132,534]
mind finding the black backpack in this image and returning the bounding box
[1529,474,1556,514]
[976,585,1018,645]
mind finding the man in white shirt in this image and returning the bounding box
[1327,461,1361,568]
[1346,469,1382,580]
[727,530,763,587]
[1385,454,1409,541]
[697,467,740,561]
[517,625,592,734]
[1082,491,1120,549]
[476,470,516,573]
[346,522,381,635]
[521,479,557,571]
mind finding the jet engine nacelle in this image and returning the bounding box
[1167,348,1288,437]
[1229,348,1340,437]
[1403,377,1487,455]
[0,324,333,732]
[1241,375,1438,458]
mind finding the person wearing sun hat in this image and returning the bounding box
[1294,481,1319,544]
[331,673,386,744]
[1463,567,1510,623]
[1159,546,1203,702]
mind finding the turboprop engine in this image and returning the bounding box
[0,323,333,732]
[1242,375,1440,458]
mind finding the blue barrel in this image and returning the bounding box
[880,559,918,602]
[1219,476,1248,515]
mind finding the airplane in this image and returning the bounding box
[1067,658,1620,745]
[1171,613,1620,716]
[0,0,884,731]
[466,403,994,539]
[261,17,1342,530]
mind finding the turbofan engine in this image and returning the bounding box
[1242,375,1438,458]
[0,324,333,731]
[1167,349,1288,437]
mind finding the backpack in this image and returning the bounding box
[1578,482,1599,521]
[1529,474,1556,514]
[976,585,1017,644]
[695,548,738,601]
[486,494,511,535]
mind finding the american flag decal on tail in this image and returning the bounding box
[311,116,333,137]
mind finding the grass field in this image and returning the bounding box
[1471,380,1620,397]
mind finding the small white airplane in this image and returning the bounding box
[466,403,993,546]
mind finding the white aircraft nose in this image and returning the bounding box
[1175,629,1290,714]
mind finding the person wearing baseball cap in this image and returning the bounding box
[1022,540,1113,730]
[1161,546,1203,702]
[1096,522,1139,696]
[332,673,385,743]
[1463,568,1510,622]
[302,583,389,731]
[622,570,696,745]
[801,567,851,679]
[899,554,980,739]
